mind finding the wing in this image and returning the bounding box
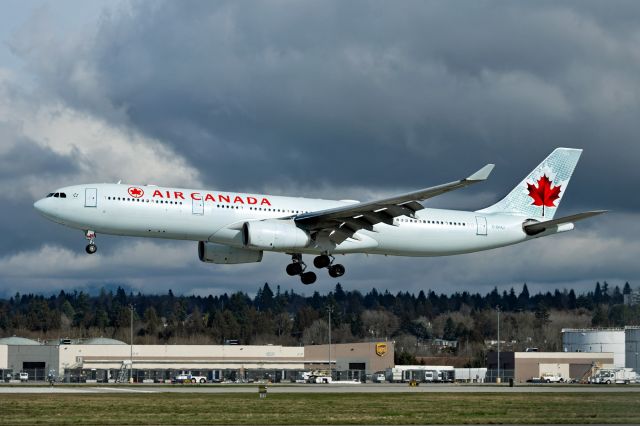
[294,164,495,244]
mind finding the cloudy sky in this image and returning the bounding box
[0,0,637,298]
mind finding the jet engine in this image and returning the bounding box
[198,241,263,264]
[242,220,311,250]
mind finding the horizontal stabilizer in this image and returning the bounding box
[524,210,607,235]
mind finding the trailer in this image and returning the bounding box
[386,365,454,383]
[454,368,487,383]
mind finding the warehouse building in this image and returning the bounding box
[488,351,614,383]
[0,337,393,383]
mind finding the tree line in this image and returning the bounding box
[0,282,637,354]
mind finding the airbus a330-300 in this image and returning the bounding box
[34,148,605,285]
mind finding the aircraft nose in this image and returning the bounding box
[34,198,49,215]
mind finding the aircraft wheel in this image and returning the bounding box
[328,264,345,278]
[313,255,331,269]
[286,263,303,276]
[85,244,97,254]
[300,271,317,285]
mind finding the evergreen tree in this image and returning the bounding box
[594,282,602,304]
[568,289,577,309]
[518,284,530,309]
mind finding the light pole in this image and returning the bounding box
[497,306,501,384]
[327,306,333,380]
[130,304,134,383]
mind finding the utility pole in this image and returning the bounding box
[130,304,134,383]
[327,306,333,380]
[496,305,501,384]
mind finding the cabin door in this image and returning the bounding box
[192,198,204,215]
[475,216,487,235]
[85,188,97,207]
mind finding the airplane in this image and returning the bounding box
[34,148,605,285]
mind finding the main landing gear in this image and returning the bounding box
[286,254,346,285]
[314,254,345,278]
[286,254,316,285]
[84,230,97,254]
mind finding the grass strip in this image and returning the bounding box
[0,392,638,425]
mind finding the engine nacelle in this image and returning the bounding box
[242,220,311,250]
[198,241,263,264]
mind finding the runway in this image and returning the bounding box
[1,383,638,394]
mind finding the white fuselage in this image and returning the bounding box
[33,183,553,257]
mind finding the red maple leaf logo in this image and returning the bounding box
[527,174,561,216]
[128,187,144,198]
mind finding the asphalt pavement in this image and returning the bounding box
[1,383,639,394]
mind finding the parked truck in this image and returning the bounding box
[591,368,636,384]
[174,372,207,384]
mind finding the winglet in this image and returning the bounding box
[466,164,495,181]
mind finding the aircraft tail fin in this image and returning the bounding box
[477,147,582,219]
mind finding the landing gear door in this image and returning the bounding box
[85,188,97,207]
[475,216,487,236]
[192,198,204,215]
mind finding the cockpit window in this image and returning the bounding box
[51,192,67,198]
[54,193,59,198]
[60,193,66,198]
[46,193,54,198]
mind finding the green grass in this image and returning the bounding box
[0,392,639,425]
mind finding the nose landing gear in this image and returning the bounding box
[85,230,97,254]
[286,254,317,285]
[313,254,345,278]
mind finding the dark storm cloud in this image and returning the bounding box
[8,1,640,213]
[0,137,79,179]
[0,0,638,295]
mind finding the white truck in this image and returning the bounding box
[311,376,332,384]
[300,370,332,384]
[540,373,565,383]
[174,372,207,384]
[372,372,386,383]
[591,368,636,384]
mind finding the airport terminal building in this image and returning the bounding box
[0,337,394,383]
